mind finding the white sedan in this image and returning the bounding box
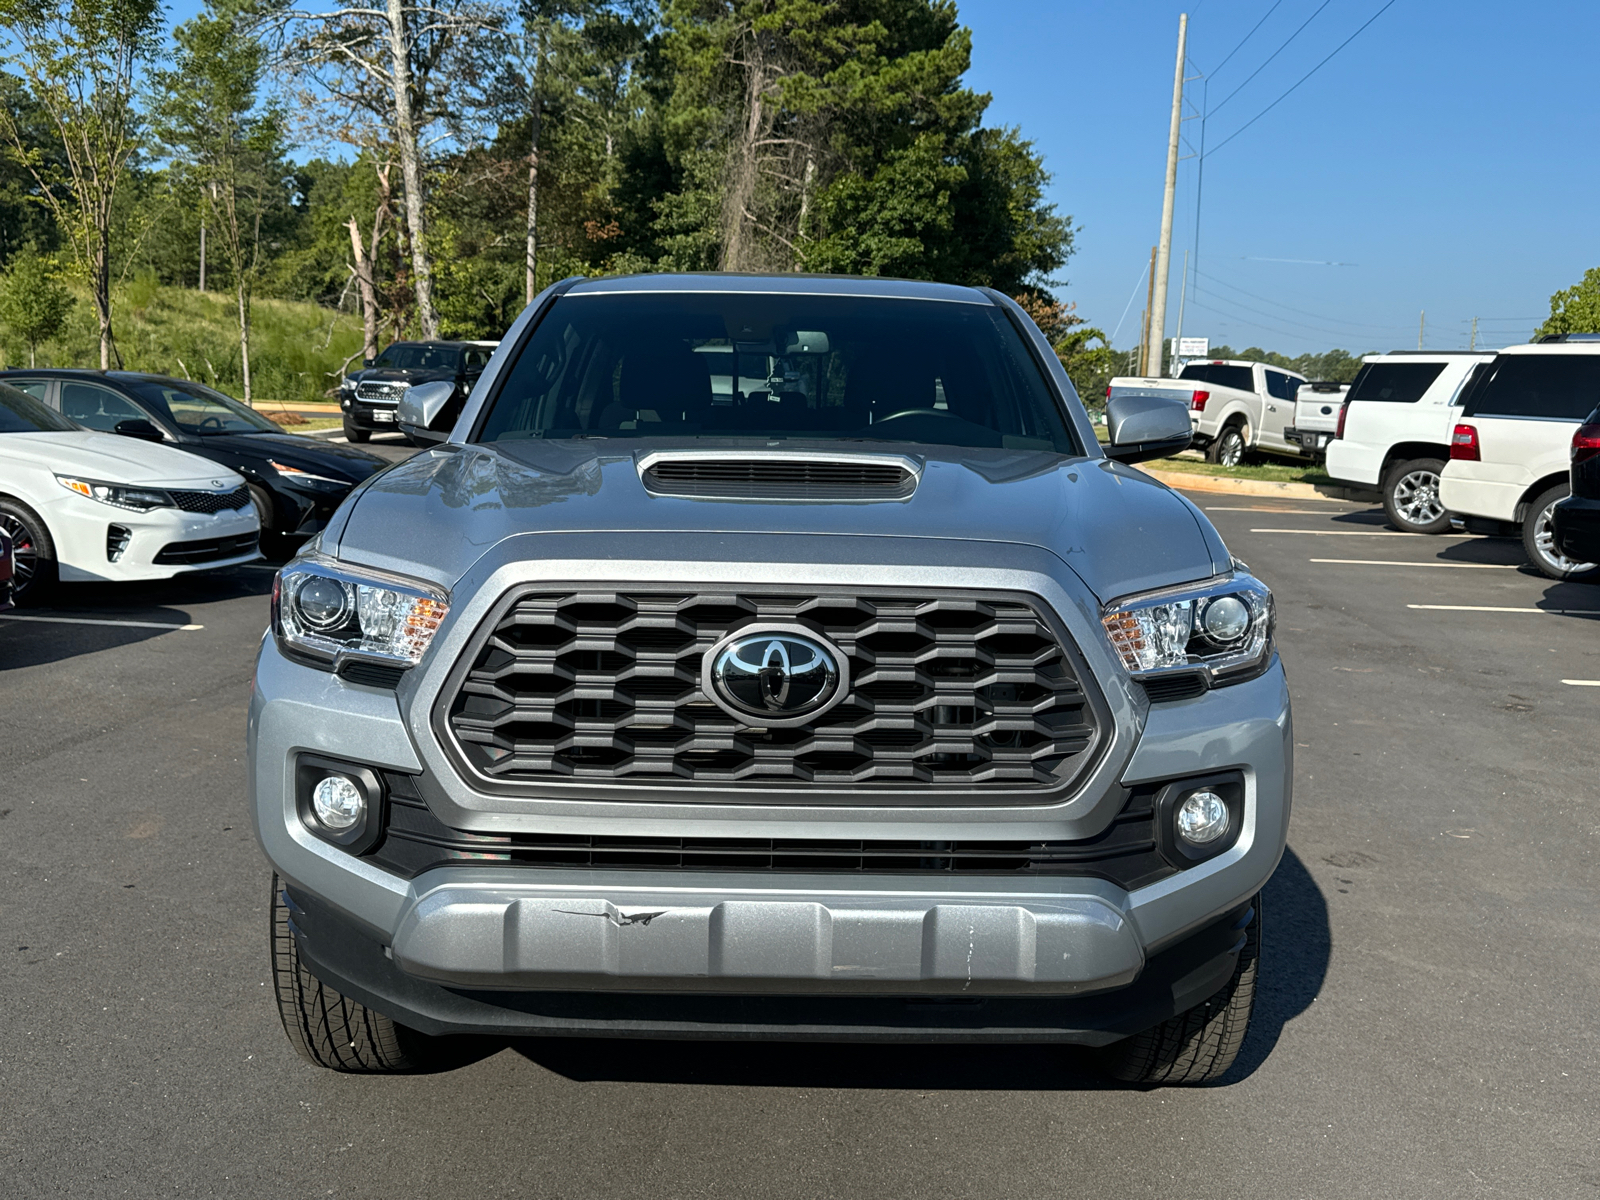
[0,382,261,603]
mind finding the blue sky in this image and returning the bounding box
[962,0,1600,355]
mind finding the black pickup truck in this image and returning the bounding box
[338,341,496,442]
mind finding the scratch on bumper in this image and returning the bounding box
[390,890,1143,993]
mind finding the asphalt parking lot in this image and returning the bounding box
[3,457,1597,1199]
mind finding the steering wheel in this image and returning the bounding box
[197,416,225,431]
[873,407,964,423]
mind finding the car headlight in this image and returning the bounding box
[56,475,173,512]
[272,556,449,670]
[1100,569,1274,686]
[268,460,350,490]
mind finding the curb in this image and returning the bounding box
[1143,467,1378,503]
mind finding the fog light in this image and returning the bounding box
[1177,790,1229,844]
[311,775,363,830]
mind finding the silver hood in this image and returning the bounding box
[329,441,1231,603]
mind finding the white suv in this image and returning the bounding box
[1324,352,1493,533]
[1441,338,1600,580]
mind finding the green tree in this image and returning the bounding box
[0,249,74,366]
[1537,267,1600,340]
[637,0,1071,289]
[152,5,289,404]
[0,0,162,367]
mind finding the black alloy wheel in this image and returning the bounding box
[0,499,57,604]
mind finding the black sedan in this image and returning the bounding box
[0,370,387,539]
[1552,408,1600,567]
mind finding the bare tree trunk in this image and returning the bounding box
[238,282,253,405]
[385,0,438,339]
[795,154,815,270]
[347,218,380,362]
[525,91,540,305]
[720,48,768,272]
[93,224,115,369]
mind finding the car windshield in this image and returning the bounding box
[474,292,1079,452]
[375,343,463,371]
[0,383,78,432]
[125,379,282,435]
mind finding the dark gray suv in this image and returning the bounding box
[253,274,1290,1085]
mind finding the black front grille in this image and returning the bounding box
[443,589,1101,796]
[152,532,259,565]
[169,485,251,514]
[642,458,915,500]
[372,772,1172,888]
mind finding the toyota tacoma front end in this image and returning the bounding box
[250,274,1290,1085]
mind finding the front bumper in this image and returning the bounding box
[250,633,1291,1021]
[1553,494,1600,563]
[340,397,401,431]
[48,493,260,583]
[283,881,1255,1043]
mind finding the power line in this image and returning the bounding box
[1191,286,1410,341]
[1197,270,1412,332]
[1208,0,1334,118]
[1206,0,1401,158]
[1208,0,1286,81]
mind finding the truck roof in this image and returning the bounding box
[567,272,992,306]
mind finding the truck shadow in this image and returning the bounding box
[508,847,1330,1091]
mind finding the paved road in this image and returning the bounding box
[3,470,1597,1199]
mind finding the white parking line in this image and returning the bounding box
[1561,679,1600,687]
[0,614,203,631]
[1310,558,1520,570]
[1408,604,1542,613]
[1207,506,1367,514]
[1252,527,1470,538]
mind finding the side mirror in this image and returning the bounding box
[362,358,375,369]
[396,380,455,444]
[1103,393,1192,464]
[114,418,164,442]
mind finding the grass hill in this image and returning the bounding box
[0,279,367,407]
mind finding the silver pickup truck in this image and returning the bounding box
[252,274,1291,1085]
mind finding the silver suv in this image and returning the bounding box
[252,274,1291,1085]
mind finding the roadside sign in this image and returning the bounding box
[1176,336,1209,356]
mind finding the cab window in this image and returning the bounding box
[60,382,150,432]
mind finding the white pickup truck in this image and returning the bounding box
[1285,381,1349,459]
[1107,360,1309,465]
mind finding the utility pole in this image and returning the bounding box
[1147,11,1188,377]
[1173,248,1190,364]
[1140,245,1158,375]
[1470,316,1478,350]
[1418,309,1425,350]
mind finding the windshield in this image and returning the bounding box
[126,379,282,435]
[0,384,78,432]
[474,293,1078,452]
[375,343,463,371]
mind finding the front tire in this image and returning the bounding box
[1523,484,1599,581]
[1097,898,1260,1086]
[343,419,371,444]
[1382,457,1452,534]
[1206,424,1247,467]
[0,498,58,605]
[270,875,435,1073]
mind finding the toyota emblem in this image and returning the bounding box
[703,625,847,726]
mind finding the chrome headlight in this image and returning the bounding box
[272,556,449,669]
[57,475,173,512]
[1101,570,1274,686]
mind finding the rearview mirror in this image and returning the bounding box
[113,418,164,442]
[1102,393,1192,464]
[396,380,455,444]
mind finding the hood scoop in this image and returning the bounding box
[638,450,920,501]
